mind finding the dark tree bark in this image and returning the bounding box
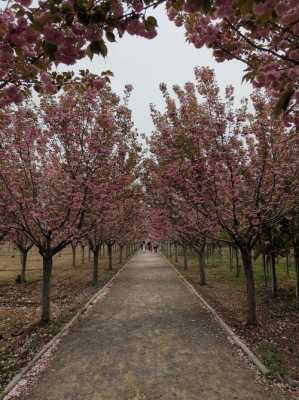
[240,247,257,325]
[197,243,207,286]
[41,252,53,323]
[119,244,124,264]
[271,253,278,296]
[19,249,29,283]
[88,246,91,263]
[71,242,77,268]
[229,245,233,271]
[262,253,268,287]
[294,248,299,304]
[81,245,85,265]
[15,236,34,284]
[286,252,290,276]
[92,245,100,285]
[235,247,241,278]
[192,240,207,285]
[107,244,113,270]
[183,245,188,270]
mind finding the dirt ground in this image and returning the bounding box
[5,252,294,400]
[0,244,124,394]
[170,252,299,388]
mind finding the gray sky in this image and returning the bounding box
[66,6,252,135]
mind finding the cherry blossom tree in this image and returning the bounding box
[168,0,299,115]
[0,76,137,322]
[1,0,298,115]
[0,0,159,105]
[147,67,297,325]
[13,231,34,283]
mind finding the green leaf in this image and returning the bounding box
[273,89,294,117]
[77,11,90,25]
[43,42,58,59]
[242,70,255,83]
[145,16,158,31]
[61,3,73,14]
[106,31,116,42]
[74,0,87,12]
[90,6,106,23]
[171,0,184,11]
[86,46,94,60]
[65,12,75,26]
[186,0,212,12]
[88,39,108,57]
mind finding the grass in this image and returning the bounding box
[0,244,120,284]
[257,342,288,378]
[174,248,296,290]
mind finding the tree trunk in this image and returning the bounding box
[19,249,28,283]
[197,243,207,285]
[235,248,240,278]
[240,247,257,325]
[183,246,188,270]
[271,253,278,296]
[294,248,299,304]
[81,245,85,265]
[72,245,76,268]
[262,253,268,287]
[108,245,113,270]
[41,253,53,323]
[88,246,91,264]
[286,253,290,276]
[229,246,233,271]
[175,243,178,263]
[119,245,123,264]
[92,245,100,285]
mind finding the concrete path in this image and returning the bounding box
[19,252,286,400]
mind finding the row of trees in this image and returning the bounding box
[145,67,298,326]
[0,73,145,323]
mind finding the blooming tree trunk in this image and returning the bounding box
[271,253,278,297]
[119,245,124,264]
[41,252,53,323]
[19,249,29,283]
[81,245,85,265]
[92,245,100,285]
[183,245,188,270]
[240,247,257,325]
[174,243,178,263]
[197,244,207,286]
[71,243,77,268]
[235,248,241,278]
[294,248,299,304]
[108,244,113,270]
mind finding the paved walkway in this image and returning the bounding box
[20,252,286,400]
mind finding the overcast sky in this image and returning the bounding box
[67,6,252,135]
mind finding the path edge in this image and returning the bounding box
[161,253,270,377]
[0,254,135,400]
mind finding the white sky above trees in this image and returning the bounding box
[62,6,252,135]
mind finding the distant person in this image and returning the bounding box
[147,241,152,252]
[153,243,158,253]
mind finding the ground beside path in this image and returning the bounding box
[17,252,287,400]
